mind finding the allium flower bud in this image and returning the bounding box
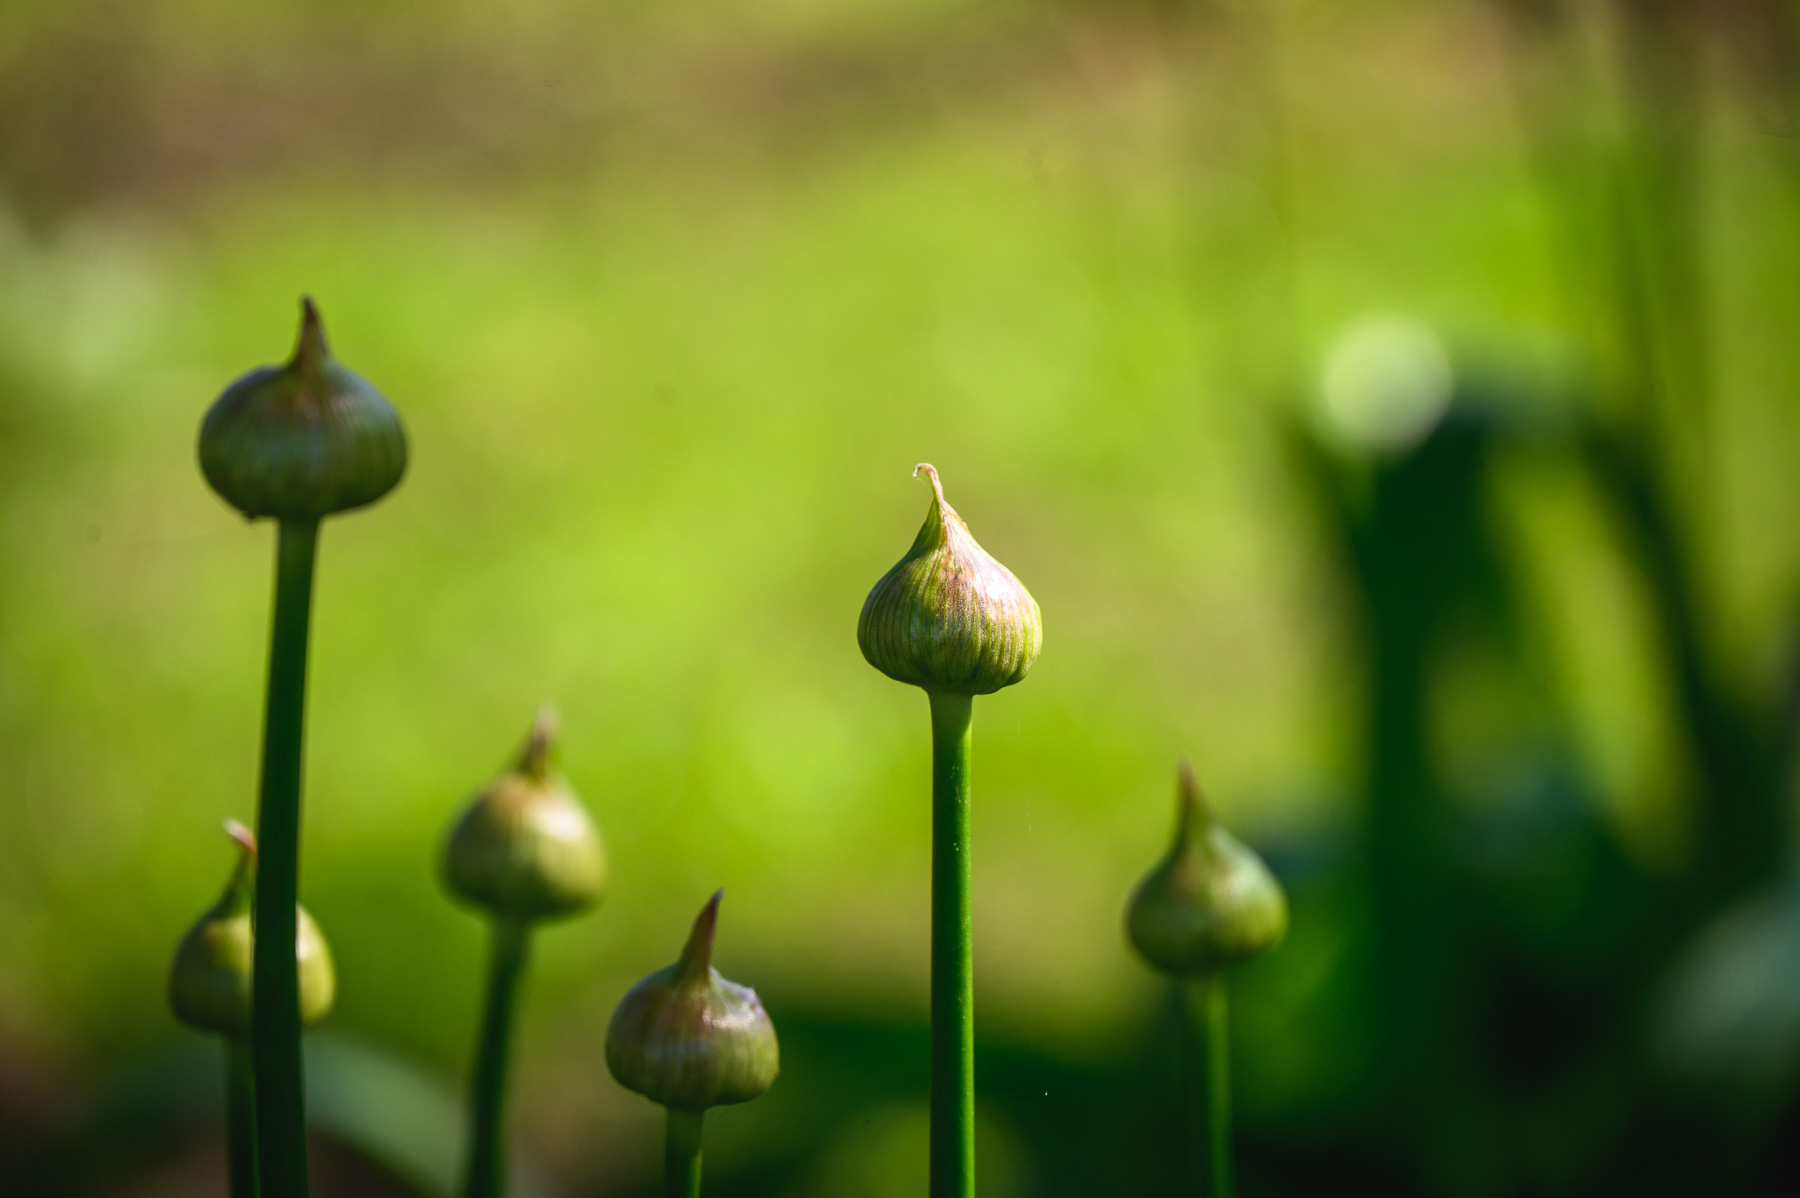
[858,464,1043,696]
[168,821,337,1038]
[1127,763,1288,977]
[199,298,407,522]
[442,708,606,923]
[605,891,779,1111]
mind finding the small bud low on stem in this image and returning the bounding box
[1126,762,1288,977]
[199,298,407,522]
[605,891,780,1111]
[168,821,336,1038]
[442,708,606,923]
[858,464,1042,696]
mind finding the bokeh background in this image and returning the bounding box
[6,0,1800,1193]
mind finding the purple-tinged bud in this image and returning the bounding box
[605,892,779,1111]
[858,464,1042,696]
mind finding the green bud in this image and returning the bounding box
[1126,762,1288,977]
[168,821,337,1038]
[442,708,606,922]
[605,891,779,1111]
[199,297,407,522]
[858,464,1043,696]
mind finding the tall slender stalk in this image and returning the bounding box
[461,917,533,1198]
[1175,978,1233,1198]
[1175,982,1204,1194]
[665,1108,704,1198]
[928,690,975,1198]
[226,1038,259,1198]
[252,518,320,1198]
[858,465,1040,1197]
[1128,767,1279,1196]
[1205,979,1232,1198]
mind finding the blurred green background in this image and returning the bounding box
[5,0,1800,1193]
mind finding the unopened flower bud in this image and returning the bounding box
[442,708,606,923]
[858,464,1043,696]
[168,821,337,1037]
[605,891,779,1111]
[199,298,407,522]
[1126,763,1288,977]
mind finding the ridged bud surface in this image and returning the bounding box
[1126,763,1288,977]
[858,464,1042,696]
[199,298,407,522]
[443,709,606,922]
[606,891,779,1111]
[168,821,337,1037]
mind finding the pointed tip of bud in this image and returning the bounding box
[223,819,258,856]
[294,296,330,373]
[518,705,560,779]
[218,820,257,913]
[911,463,964,545]
[680,890,723,978]
[913,461,948,507]
[1175,759,1211,841]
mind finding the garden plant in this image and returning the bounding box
[195,297,406,1198]
[605,892,779,1198]
[441,709,606,1198]
[168,821,336,1198]
[858,462,1043,1198]
[1126,762,1287,1198]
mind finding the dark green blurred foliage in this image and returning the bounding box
[8,0,1800,1194]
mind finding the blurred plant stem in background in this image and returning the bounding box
[440,711,604,1198]
[462,918,530,1198]
[1289,0,1800,1155]
[226,1037,258,1198]
[1497,0,1790,909]
[1173,979,1230,1198]
[1296,414,1505,1195]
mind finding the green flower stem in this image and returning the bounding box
[664,1107,704,1198]
[927,690,975,1198]
[1206,979,1232,1198]
[1175,982,1201,1194]
[1177,978,1233,1198]
[461,917,534,1198]
[252,518,319,1198]
[226,1037,259,1198]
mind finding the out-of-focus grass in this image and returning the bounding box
[6,0,1800,1191]
[0,116,1338,1055]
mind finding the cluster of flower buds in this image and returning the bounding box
[176,295,1282,1194]
[168,821,336,1039]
